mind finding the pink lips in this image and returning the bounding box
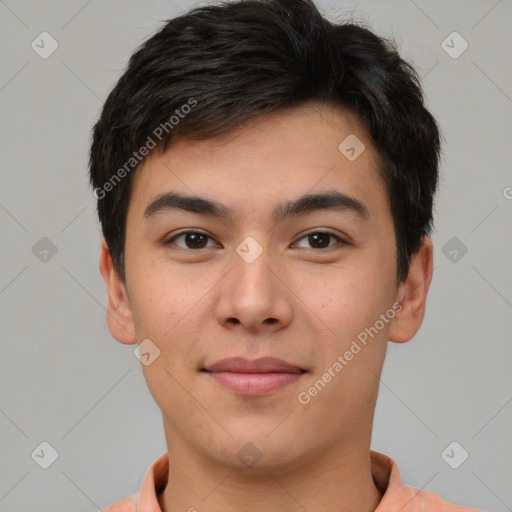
[202,357,306,396]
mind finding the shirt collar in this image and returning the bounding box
[134,449,454,512]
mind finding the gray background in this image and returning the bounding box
[0,0,511,510]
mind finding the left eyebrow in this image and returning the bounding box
[142,189,369,224]
[273,189,369,223]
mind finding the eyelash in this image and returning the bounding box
[163,230,347,251]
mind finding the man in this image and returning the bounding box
[90,0,480,510]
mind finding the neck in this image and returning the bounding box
[158,425,382,512]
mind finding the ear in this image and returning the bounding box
[98,238,137,345]
[388,236,434,344]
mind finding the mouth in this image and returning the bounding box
[201,357,307,396]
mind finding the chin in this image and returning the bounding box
[207,427,305,471]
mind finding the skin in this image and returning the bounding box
[99,100,433,512]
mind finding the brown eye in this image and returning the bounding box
[165,231,216,249]
[294,231,345,250]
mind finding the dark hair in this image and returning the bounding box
[89,0,441,283]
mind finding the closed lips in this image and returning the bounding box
[202,357,306,373]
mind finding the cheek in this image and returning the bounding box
[127,261,210,370]
[130,269,203,410]
[301,263,393,344]
[127,256,189,337]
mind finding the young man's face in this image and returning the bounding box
[101,101,431,469]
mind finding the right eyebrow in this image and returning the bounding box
[143,192,235,222]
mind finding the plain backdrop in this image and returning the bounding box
[0,0,511,510]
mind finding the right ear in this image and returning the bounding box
[98,238,137,345]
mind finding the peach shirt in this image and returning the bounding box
[101,450,482,512]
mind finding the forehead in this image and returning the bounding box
[127,101,389,226]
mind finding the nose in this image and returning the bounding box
[214,243,293,334]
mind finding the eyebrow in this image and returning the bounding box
[143,189,369,224]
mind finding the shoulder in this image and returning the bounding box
[371,451,482,512]
[100,493,137,512]
[397,484,483,512]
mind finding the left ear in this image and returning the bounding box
[388,236,434,344]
